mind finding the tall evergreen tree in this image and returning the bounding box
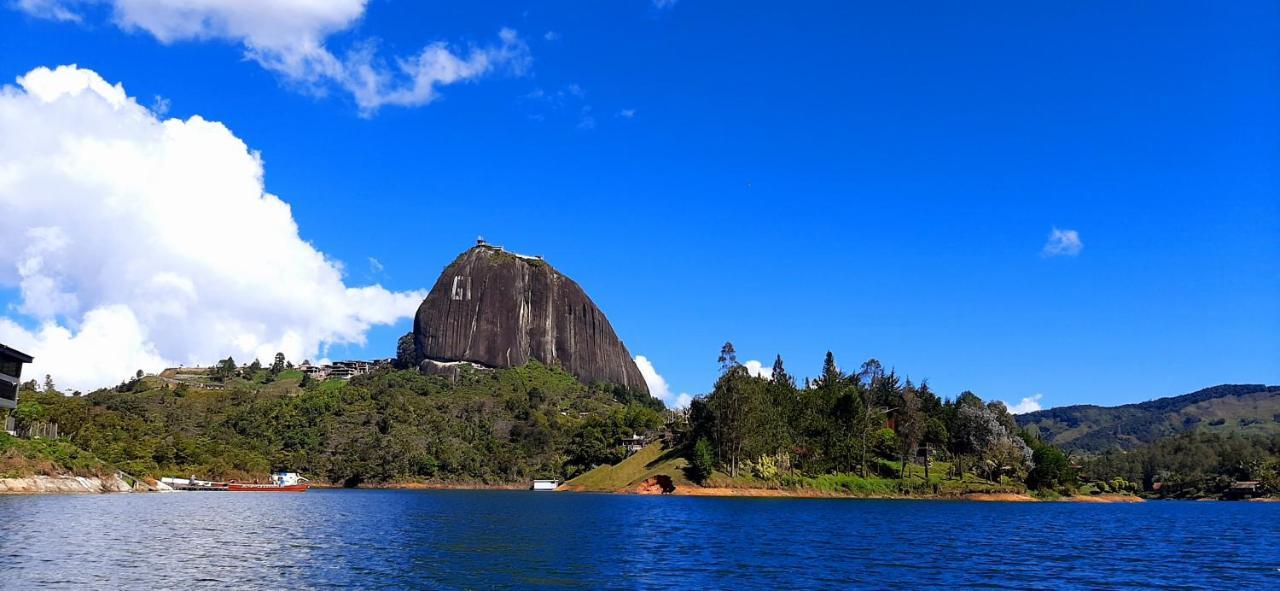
[770,354,794,388]
[270,352,287,376]
[896,382,925,479]
[717,341,739,373]
[816,351,841,388]
[857,358,888,477]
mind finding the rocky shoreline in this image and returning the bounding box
[0,473,177,494]
[0,474,133,494]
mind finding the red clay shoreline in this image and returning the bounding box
[338,481,1147,502]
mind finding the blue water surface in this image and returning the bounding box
[0,490,1276,589]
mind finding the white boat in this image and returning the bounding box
[531,479,559,491]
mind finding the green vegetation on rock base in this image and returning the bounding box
[14,362,662,486]
[0,433,113,479]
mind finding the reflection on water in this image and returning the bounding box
[1,490,1277,589]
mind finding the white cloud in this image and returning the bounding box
[13,0,80,22]
[634,355,691,409]
[13,1,530,115]
[742,359,773,380]
[1004,394,1044,414]
[543,31,560,41]
[1042,227,1083,257]
[0,65,426,391]
[616,108,636,119]
[652,0,678,9]
[343,29,530,114]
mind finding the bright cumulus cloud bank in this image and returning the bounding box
[0,65,425,391]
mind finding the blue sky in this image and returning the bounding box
[0,1,1276,408]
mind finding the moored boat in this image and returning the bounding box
[228,472,309,492]
[531,479,560,491]
[160,472,309,492]
[160,477,228,491]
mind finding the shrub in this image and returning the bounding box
[689,437,715,484]
[750,452,791,481]
[1027,444,1071,490]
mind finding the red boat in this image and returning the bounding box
[227,472,309,492]
[227,482,309,492]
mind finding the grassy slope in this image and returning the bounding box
[566,446,1021,497]
[0,434,114,479]
[566,443,693,491]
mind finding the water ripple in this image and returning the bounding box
[0,492,1277,589]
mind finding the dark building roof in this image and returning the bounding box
[0,343,34,364]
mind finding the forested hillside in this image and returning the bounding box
[679,344,1080,497]
[11,363,662,486]
[1016,384,1280,452]
[1080,430,1280,498]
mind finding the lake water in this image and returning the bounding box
[1,490,1276,589]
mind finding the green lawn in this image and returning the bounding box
[316,379,347,393]
[568,446,1025,497]
[567,443,693,491]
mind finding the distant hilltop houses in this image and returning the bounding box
[159,357,393,390]
[297,360,392,381]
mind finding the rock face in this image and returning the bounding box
[414,243,648,395]
[0,474,134,494]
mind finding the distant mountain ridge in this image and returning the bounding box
[1016,384,1280,452]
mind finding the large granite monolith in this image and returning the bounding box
[413,242,649,394]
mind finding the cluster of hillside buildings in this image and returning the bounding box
[297,359,392,381]
[161,358,394,389]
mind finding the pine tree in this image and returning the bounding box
[770,354,794,388]
[897,381,925,479]
[271,352,286,375]
[43,374,55,393]
[816,351,841,388]
[690,437,716,483]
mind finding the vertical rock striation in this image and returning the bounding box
[413,243,649,394]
